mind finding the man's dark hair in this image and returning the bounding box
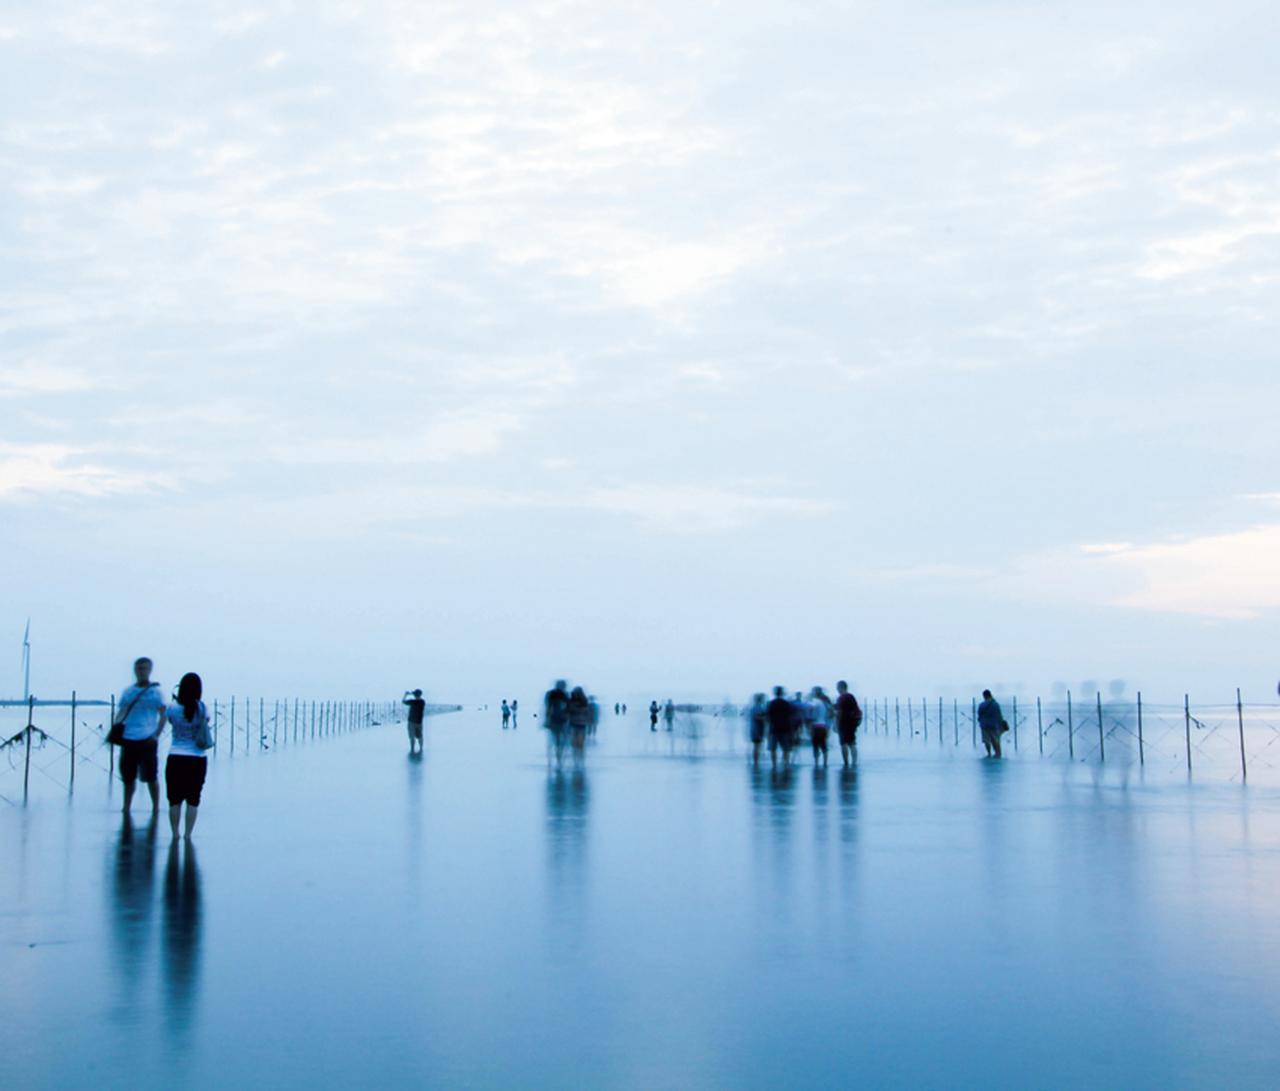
[982,689,993,699]
[134,657,153,669]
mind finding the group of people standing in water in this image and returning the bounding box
[748,682,864,768]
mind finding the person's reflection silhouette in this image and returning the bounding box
[162,841,202,1039]
[108,814,159,1021]
[545,769,589,953]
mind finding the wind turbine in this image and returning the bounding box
[21,619,30,703]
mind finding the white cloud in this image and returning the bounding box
[1097,526,1280,620]
[0,443,168,500]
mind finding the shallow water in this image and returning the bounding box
[3,709,1279,1089]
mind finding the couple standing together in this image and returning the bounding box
[113,657,213,838]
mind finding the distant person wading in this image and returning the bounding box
[834,681,862,766]
[404,689,426,754]
[978,689,1006,758]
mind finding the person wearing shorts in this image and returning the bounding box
[114,657,167,815]
[809,686,833,765]
[403,689,426,753]
[835,680,862,766]
[766,687,794,767]
[165,672,211,839]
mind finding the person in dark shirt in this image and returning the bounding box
[834,680,862,767]
[978,689,1005,758]
[649,700,660,731]
[568,686,591,758]
[545,681,570,764]
[766,686,795,767]
[403,689,426,754]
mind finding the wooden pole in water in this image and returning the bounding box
[938,697,944,747]
[109,695,116,780]
[259,697,265,749]
[1011,695,1019,752]
[971,698,977,748]
[23,695,34,802]
[895,698,900,737]
[1067,692,1074,759]
[953,698,959,746]
[1236,688,1247,782]
[230,697,236,755]
[1095,691,1105,763]
[1136,692,1144,765]
[70,690,77,786]
[1184,694,1192,775]
[213,701,219,755]
[1037,696,1043,754]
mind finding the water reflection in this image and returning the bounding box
[108,815,158,1024]
[545,769,590,951]
[162,842,202,1040]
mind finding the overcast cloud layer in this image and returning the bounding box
[2,1,1278,702]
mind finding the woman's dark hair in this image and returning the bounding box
[177,673,203,721]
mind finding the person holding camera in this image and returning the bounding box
[403,689,426,753]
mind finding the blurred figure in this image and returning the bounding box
[835,680,862,766]
[545,681,570,764]
[614,702,620,716]
[511,698,519,728]
[809,686,833,765]
[978,689,1005,758]
[649,700,660,732]
[663,698,676,732]
[164,672,213,840]
[791,692,808,759]
[501,699,511,729]
[621,702,627,714]
[767,686,795,767]
[568,686,592,758]
[587,694,600,737]
[403,689,426,754]
[748,693,768,764]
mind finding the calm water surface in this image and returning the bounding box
[3,709,1279,1088]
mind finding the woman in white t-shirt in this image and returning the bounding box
[165,673,212,839]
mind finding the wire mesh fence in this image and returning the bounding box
[858,690,1279,783]
[0,696,461,805]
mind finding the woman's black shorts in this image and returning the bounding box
[165,755,208,807]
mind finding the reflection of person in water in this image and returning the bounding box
[162,840,202,1037]
[545,768,590,937]
[109,814,159,989]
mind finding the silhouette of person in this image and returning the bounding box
[978,689,1005,758]
[403,689,426,753]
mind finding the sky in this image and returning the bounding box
[1,1,1278,704]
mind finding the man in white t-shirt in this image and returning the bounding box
[113,656,167,814]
